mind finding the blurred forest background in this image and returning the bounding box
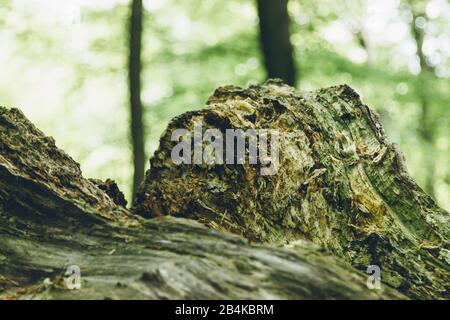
[0,0,448,210]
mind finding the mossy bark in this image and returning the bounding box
[0,106,402,299]
[134,80,449,299]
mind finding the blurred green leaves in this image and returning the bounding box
[0,0,448,209]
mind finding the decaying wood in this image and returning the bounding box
[0,106,403,299]
[134,80,449,299]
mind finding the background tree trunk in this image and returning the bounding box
[129,0,146,202]
[410,8,436,199]
[256,0,297,86]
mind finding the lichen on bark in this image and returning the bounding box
[0,104,402,300]
[134,80,449,299]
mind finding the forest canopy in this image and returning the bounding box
[0,0,448,211]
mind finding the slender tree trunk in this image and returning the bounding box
[411,10,435,198]
[256,0,297,86]
[129,0,145,202]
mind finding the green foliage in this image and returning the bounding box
[0,0,448,209]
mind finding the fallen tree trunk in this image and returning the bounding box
[134,80,449,299]
[0,106,402,299]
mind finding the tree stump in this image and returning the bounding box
[0,105,402,299]
[134,80,449,299]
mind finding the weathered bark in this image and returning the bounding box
[256,0,297,86]
[129,0,146,201]
[135,80,449,299]
[0,106,402,299]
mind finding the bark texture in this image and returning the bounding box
[410,7,436,198]
[134,80,449,299]
[0,106,401,299]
